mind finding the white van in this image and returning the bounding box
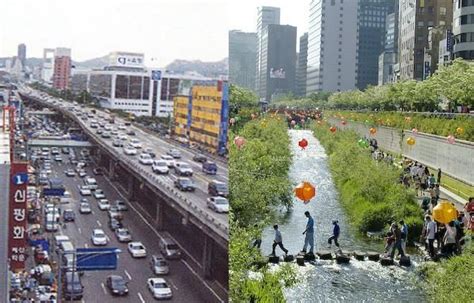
[60,190,74,204]
[45,213,59,232]
[84,177,98,190]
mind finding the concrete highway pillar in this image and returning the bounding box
[155,201,164,230]
[109,160,116,181]
[202,236,213,279]
[127,175,135,201]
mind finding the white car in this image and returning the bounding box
[94,189,106,199]
[129,139,142,149]
[54,155,62,162]
[118,124,126,130]
[98,199,111,210]
[128,242,147,258]
[147,278,172,300]
[118,133,128,141]
[138,153,153,165]
[167,149,181,159]
[123,145,137,156]
[174,162,193,176]
[207,196,229,213]
[78,169,87,178]
[152,160,169,174]
[160,155,175,168]
[91,229,108,246]
[79,186,92,196]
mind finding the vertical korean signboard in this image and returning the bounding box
[8,162,28,271]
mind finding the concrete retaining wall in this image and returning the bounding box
[328,118,474,186]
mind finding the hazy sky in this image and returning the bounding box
[0,0,230,66]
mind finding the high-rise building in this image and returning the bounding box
[453,0,474,60]
[53,47,72,90]
[296,33,308,97]
[228,30,257,91]
[398,0,453,81]
[378,6,399,85]
[256,6,280,97]
[424,26,452,78]
[259,24,297,102]
[17,44,26,68]
[306,0,358,94]
[357,0,394,90]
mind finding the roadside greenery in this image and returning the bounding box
[422,241,474,303]
[230,85,295,302]
[30,82,95,105]
[312,123,424,242]
[327,110,474,141]
[229,84,259,131]
[271,92,331,110]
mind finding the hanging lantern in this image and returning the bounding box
[294,181,316,204]
[229,118,236,125]
[341,120,347,126]
[412,128,418,136]
[406,137,416,146]
[358,139,369,148]
[330,126,337,133]
[405,116,412,122]
[432,201,458,224]
[234,136,246,149]
[369,127,377,135]
[291,120,296,126]
[298,138,308,149]
[447,135,455,144]
[456,127,464,135]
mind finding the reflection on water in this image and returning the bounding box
[261,130,426,303]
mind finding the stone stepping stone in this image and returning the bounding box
[296,255,305,266]
[335,252,351,264]
[353,251,366,261]
[316,250,333,260]
[380,257,394,266]
[268,255,280,264]
[367,251,380,262]
[399,255,411,267]
[284,255,295,262]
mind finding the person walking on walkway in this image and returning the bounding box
[437,168,442,185]
[424,216,437,258]
[272,225,288,256]
[328,220,340,249]
[302,211,315,254]
[390,223,405,259]
[400,220,408,254]
[442,221,457,257]
[252,224,262,249]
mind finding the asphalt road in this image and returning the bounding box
[47,158,224,303]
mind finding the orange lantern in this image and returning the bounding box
[330,126,337,133]
[456,127,464,135]
[406,137,416,146]
[341,120,347,126]
[369,127,377,135]
[234,136,246,149]
[294,181,316,204]
[298,138,308,149]
[432,201,458,224]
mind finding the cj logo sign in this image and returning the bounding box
[117,56,143,66]
[118,57,127,65]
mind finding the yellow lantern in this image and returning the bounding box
[406,137,416,146]
[456,127,464,135]
[294,181,316,204]
[432,201,458,224]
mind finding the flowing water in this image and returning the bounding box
[261,130,427,303]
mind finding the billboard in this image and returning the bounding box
[109,52,144,68]
[270,68,286,79]
[8,162,28,271]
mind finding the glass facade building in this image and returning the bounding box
[229,30,257,91]
[453,0,474,59]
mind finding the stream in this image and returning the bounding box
[261,130,427,303]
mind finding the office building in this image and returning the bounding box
[17,44,26,68]
[357,0,394,90]
[306,0,358,94]
[296,33,308,97]
[256,6,280,97]
[398,0,453,81]
[439,33,454,66]
[453,0,474,60]
[52,48,72,90]
[424,26,453,78]
[229,30,257,91]
[173,82,229,154]
[379,8,399,85]
[259,24,297,101]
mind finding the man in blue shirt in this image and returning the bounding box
[328,220,340,248]
[302,211,314,254]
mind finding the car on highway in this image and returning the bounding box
[101,131,111,139]
[94,189,106,199]
[114,200,128,211]
[207,196,229,213]
[147,278,172,300]
[167,148,181,159]
[118,123,126,130]
[78,169,87,178]
[123,145,137,156]
[54,155,62,162]
[151,255,170,275]
[152,160,169,174]
[108,206,124,220]
[79,202,92,214]
[139,153,153,165]
[115,228,132,242]
[159,236,182,259]
[160,155,175,168]
[93,168,104,175]
[174,162,193,176]
[96,128,103,135]
[192,154,207,163]
[143,147,156,158]
[98,199,111,210]
[91,229,108,246]
[108,218,123,231]
[106,275,129,296]
[112,139,123,147]
[118,133,128,141]
[174,177,195,192]
[208,180,229,197]
[64,169,75,177]
[202,161,217,175]
[128,242,147,258]
[126,130,136,136]
[129,138,142,149]
[63,209,76,222]
[79,186,92,196]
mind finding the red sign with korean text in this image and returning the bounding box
[8,162,28,271]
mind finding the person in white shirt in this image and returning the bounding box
[424,216,437,258]
[442,221,457,256]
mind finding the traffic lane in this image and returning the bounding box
[82,165,217,302]
[57,161,164,302]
